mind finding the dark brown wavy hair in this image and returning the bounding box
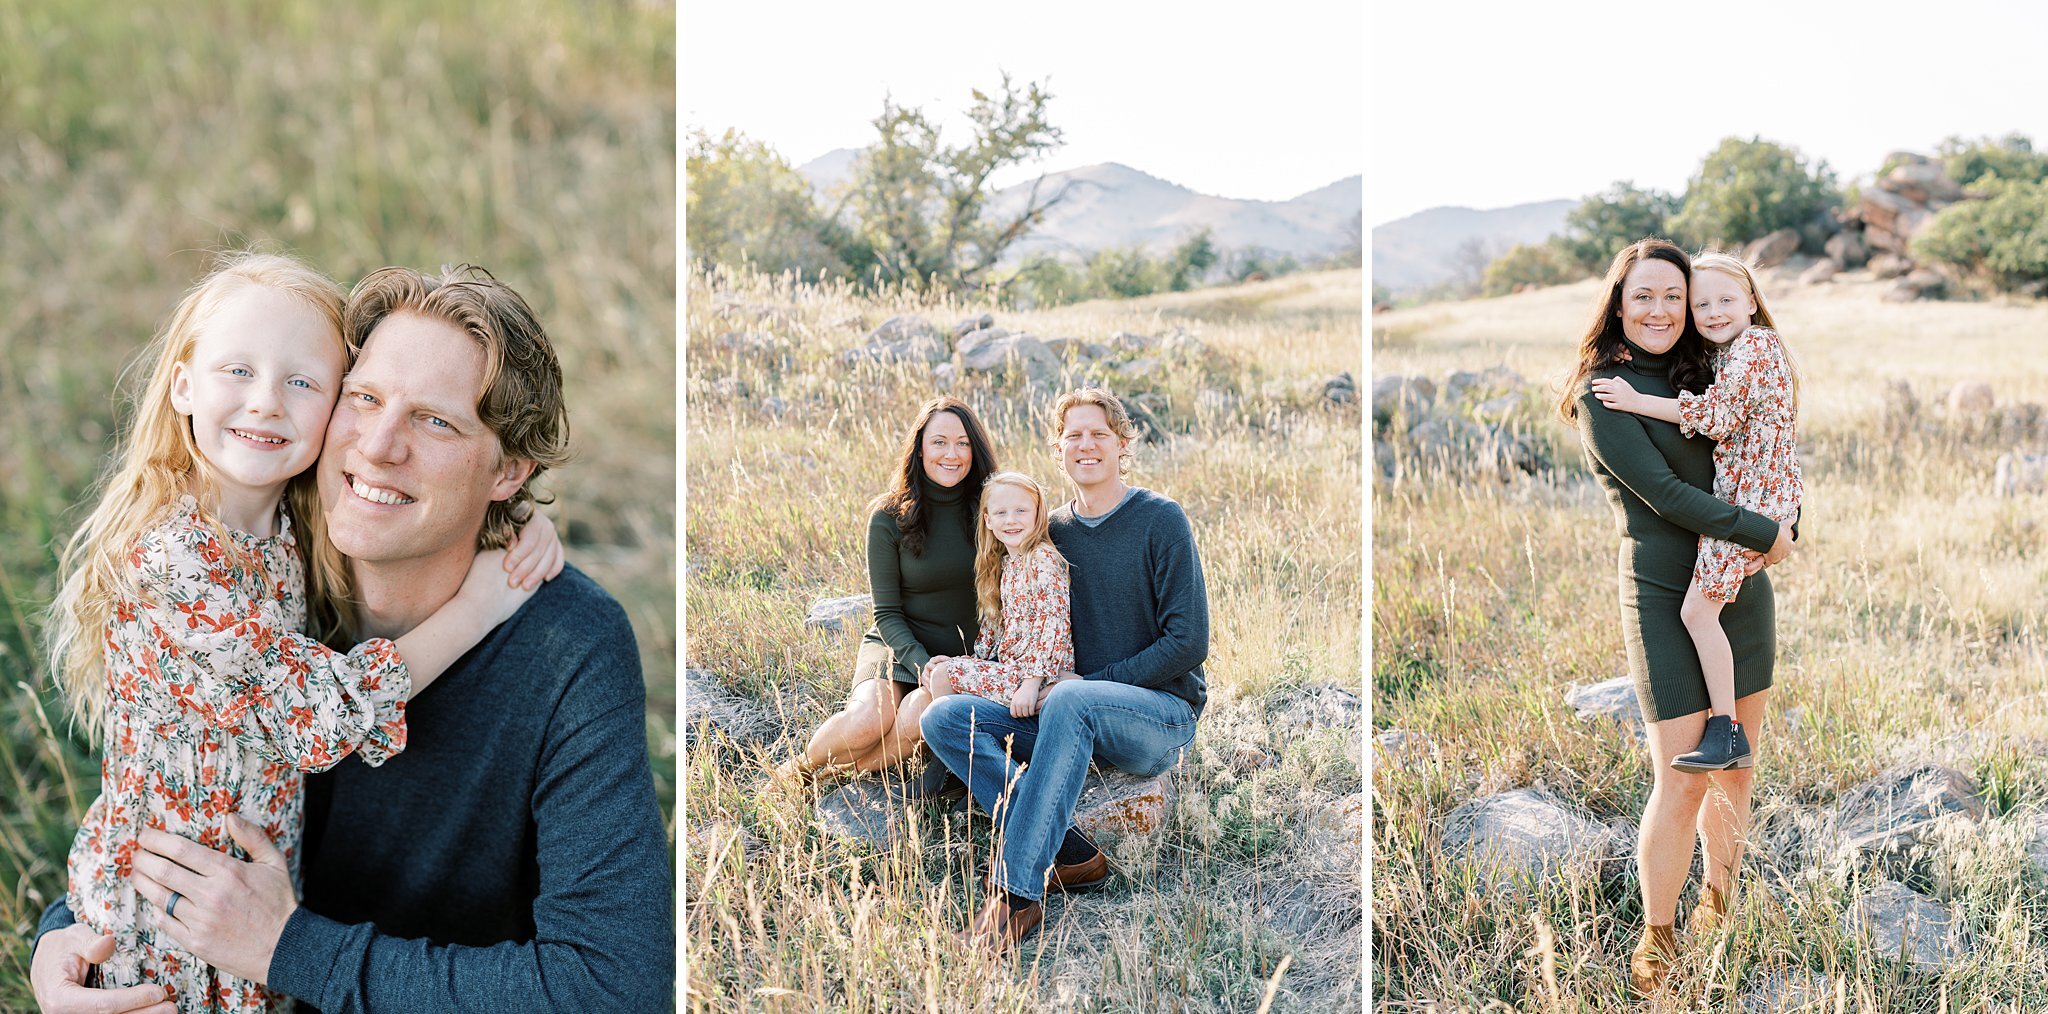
[1556,237,1712,424]
[869,397,998,556]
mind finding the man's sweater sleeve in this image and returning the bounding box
[1091,502,1209,689]
[266,636,674,1013]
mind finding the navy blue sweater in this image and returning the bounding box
[41,565,673,1012]
[1048,487,1210,717]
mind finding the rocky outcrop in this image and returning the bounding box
[1742,228,1802,268]
[1830,762,1987,880]
[1563,676,1645,742]
[1995,451,2048,496]
[1374,366,1548,484]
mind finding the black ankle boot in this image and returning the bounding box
[1671,714,1753,772]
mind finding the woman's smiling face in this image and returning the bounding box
[1617,258,1688,353]
[920,409,972,488]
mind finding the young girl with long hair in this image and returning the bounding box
[1591,251,1803,773]
[48,252,559,1012]
[924,471,1073,719]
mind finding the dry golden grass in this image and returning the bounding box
[1373,267,2048,1008]
[685,267,1364,1011]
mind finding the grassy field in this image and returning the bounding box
[0,3,675,1007]
[1372,268,2048,1008]
[684,266,1364,1011]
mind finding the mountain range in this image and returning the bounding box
[1370,200,1576,294]
[797,149,1359,266]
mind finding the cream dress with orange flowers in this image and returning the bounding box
[946,543,1073,701]
[1678,326,1805,603]
[66,497,409,1014]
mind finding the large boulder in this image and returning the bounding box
[1074,768,1178,852]
[815,781,901,847]
[1825,230,1868,269]
[1372,374,1436,429]
[866,314,944,345]
[805,594,873,633]
[1869,252,1912,280]
[958,333,1061,387]
[1995,452,2048,496]
[1439,787,1625,892]
[1563,676,1645,741]
[1742,228,1802,268]
[1946,381,1994,414]
[1799,258,1842,285]
[952,312,995,338]
[1881,161,1965,206]
[1831,762,1986,878]
[1841,880,1968,971]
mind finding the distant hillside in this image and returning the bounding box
[794,150,1359,265]
[1371,200,1574,294]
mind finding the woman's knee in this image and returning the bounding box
[893,689,933,743]
[1651,769,1712,808]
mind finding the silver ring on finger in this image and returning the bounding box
[167,891,183,919]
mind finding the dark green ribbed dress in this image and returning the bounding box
[859,477,979,686]
[1575,336,1785,722]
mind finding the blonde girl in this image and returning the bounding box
[48,253,559,1013]
[923,472,1073,719]
[1591,251,1804,774]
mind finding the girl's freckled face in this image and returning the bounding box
[984,484,1037,550]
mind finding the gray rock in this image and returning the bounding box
[1323,372,1357,406]
[1441,365,1524,405]
[953,313,994,338]
[1044,336,1106,360]
[2025,809,2048,882]
[1372,374,1435,429]
[1738,968,1837,1013]
[1118,357,1164,380]
[954,326,1012,357]
[866,314,942,346]
[1832,763,1986,876]
[1563,676,1645,741]
[1881,277,1923,303]
[1440,787,1625,891]
[683,668,777,748]
[805,594,874,633]
[762,397,789,418]
[931,362,958,388]
[1995,452,2048,496]
[1110,330,1158,351]
[1743,228,1803,268]
[1473,393,1520,422]
[1841,880,1966,971]
[1825,230,1868,269]
[840,334,948,367]
[1266,684,1362,747]
[1906,269,1947,297]
[815,781,900,847]
[959,334,1061,387]
[1882,161,1965,205]
[715,330,782,354]
[1869,253,1913,280]
[1799,258,1842,285]
[1373,729,1437,771]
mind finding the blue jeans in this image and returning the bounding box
[919,679,1197,900]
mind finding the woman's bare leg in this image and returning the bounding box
[852,686,933,773]
[791,678,908,773]
[1680,581,1736,718]
[1698,689,1768,901]
[1641,711,1713,925]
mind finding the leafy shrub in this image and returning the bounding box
[1481,240,1582,296]
[1939,133,2048,188]
[1669,136,1839,250]
[1913,178,2048,291]
[1558,181,1681,273]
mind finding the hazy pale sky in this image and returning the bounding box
[1372,0,2048,224]
[683,0,1364,203]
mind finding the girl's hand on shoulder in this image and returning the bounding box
[461,549,538,627]
[502,511,566,591]
[1588,377,1643,413]
[1011,676,1043,718]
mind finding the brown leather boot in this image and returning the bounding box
[1688,882,1731,935]
[1628,923,1677,994]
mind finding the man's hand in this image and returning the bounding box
[30,924,175,1014]
[130,817,297,984]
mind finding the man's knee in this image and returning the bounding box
[919,693,972,740]
[1041,678,1095,718]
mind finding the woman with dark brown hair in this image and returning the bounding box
[776,396,996,786]
[1559,238,1797,994]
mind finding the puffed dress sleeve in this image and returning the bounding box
[1677,326,1775,441]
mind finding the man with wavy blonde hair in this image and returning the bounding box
[34,266,672,1013]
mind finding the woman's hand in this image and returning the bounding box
[923,657,954,694]
[502,511,566,591]
[1011,676,1044,718]
[1589,376,1646,414]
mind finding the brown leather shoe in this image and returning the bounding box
[1628,923,1677,995]
[962,894,1043,953]
[1688,883,1731,935]
[1048,848,1112,892]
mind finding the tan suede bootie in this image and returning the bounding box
[1688,882,1731,935]
[1628,922,1677,994]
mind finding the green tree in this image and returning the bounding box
[1086,245,1168,298]
[1914,178,2048,291]
[1165,229,1218,291]
[1939,133,2048,188]
[1008,254,1090,307]
[1559,181,1680,273]
[1669,136,1839,250]
[684,128,839,278]
[1482,240,1580,296]
[835,74,1065,292]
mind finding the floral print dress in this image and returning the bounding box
[1678,325,1805,603]
[66,497,410,1013]
[945,542,1073,703]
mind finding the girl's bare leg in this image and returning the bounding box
[1680,580,1736,717]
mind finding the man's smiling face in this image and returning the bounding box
[317,311,531,566]
[1057,402,1127,492]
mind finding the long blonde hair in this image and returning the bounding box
[972,471,1068,634]
[45,252,355,740]
[1691,250,1802,411]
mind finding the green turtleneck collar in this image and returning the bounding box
[1619,335,1672,377]
[922,473,972,507]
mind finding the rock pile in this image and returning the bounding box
[1372,366,1549,483]
[1823,152,1971,300]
